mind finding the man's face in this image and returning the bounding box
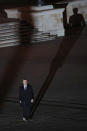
[23,80,27,85]
[73,8,78,15]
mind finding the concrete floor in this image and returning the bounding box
[0,26,87,130]
[0,101,87,131]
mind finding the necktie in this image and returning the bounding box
[24,85,27,90]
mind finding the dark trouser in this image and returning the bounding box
[22,103,32,119]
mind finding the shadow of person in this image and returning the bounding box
[30,9,86,118]
[0,6,34,108]
[18,6,34,45]
[69,8,85,35]
[0,9,8,19]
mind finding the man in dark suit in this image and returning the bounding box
[19,79,34,121]
[69,8,85,28]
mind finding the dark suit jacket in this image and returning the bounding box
[19,84,34,106]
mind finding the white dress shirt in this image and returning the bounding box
[24,84,27,90]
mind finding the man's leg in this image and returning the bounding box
[23,104,28,121]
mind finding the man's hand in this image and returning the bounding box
[31,99,34,103]
[20,100,22,104]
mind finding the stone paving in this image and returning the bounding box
[0,26,87,130]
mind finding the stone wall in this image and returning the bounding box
[4,0,87,37]
[32,6,64,36]
[5,6,65,37]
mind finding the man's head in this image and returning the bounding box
[23,79,27,85]
[73,8,78,15]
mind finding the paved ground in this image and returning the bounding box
[0,101,87,131]
[0,26,87,130]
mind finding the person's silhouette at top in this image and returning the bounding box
[69,8,85,28]
[0,9,8,19]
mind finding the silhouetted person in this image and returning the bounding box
[69,8,85,28]
[19,20,33,45]
[19,79,34,121]
[18,7,34,45]
[37,0,44,6]
[0,9,8,19]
